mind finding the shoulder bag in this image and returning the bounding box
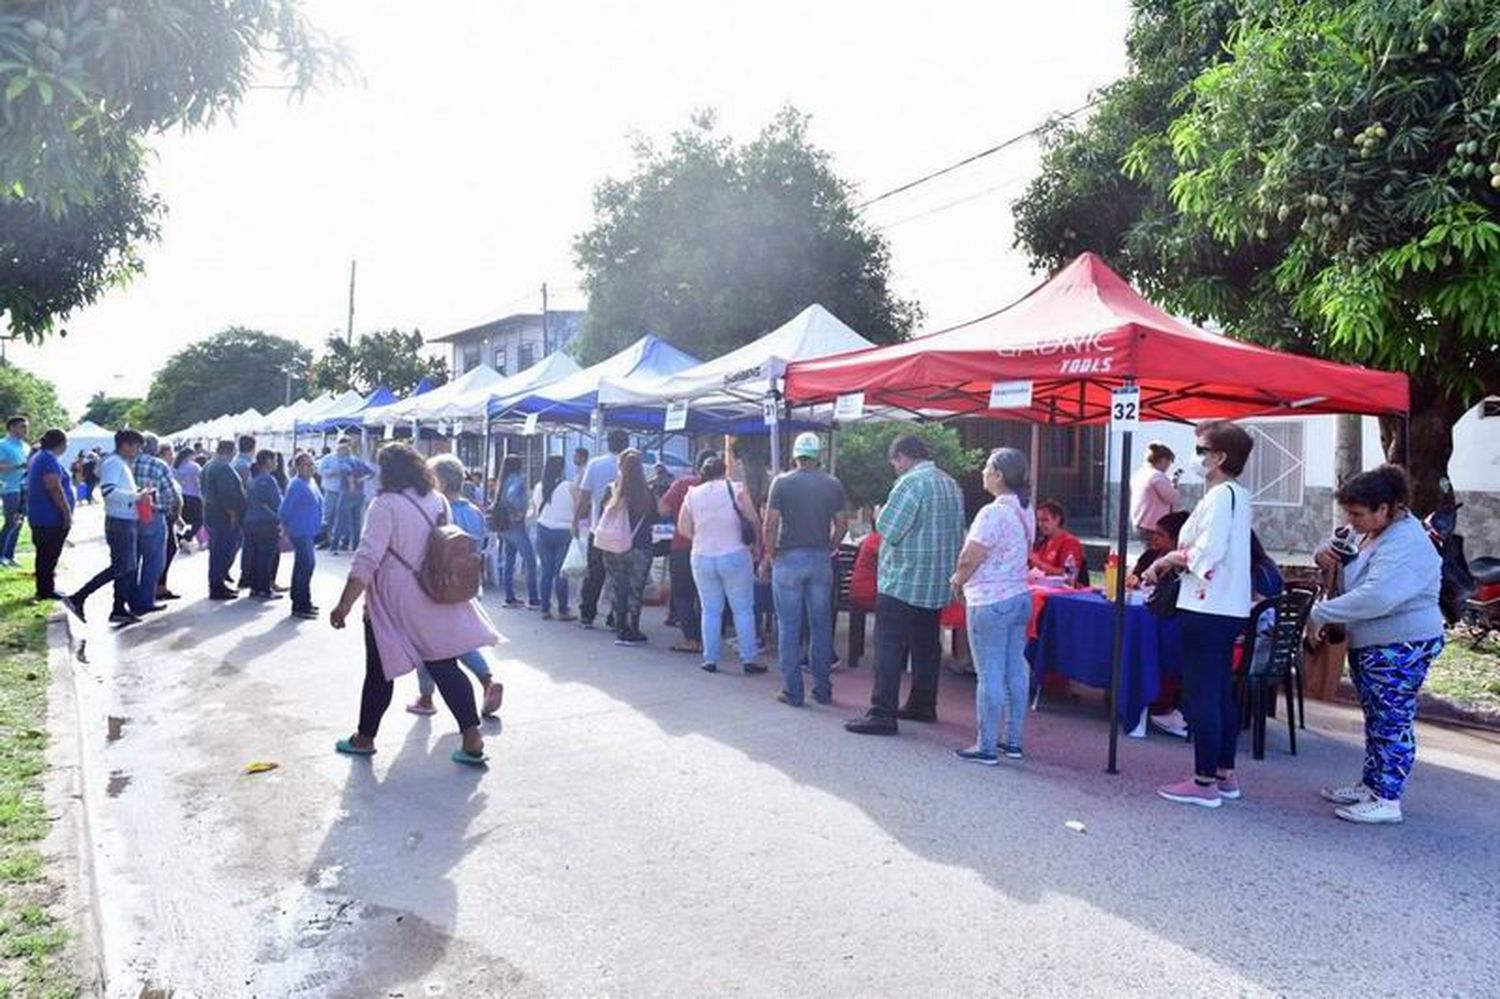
[725,481,757,547]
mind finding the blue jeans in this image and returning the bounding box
[290,535,316,611]
[133,517,166,613]
[74,516,138,615]
[419,648,492,696]
[501,525,538,604]
[967,592,1032,752]
[534,525,572,614]
[691,548,758,666]
[0,491,22,561]
[320,491,341,539]
[333,491,364,551]
[208,520,242,591]
[772,548,834,703]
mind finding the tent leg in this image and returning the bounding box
[1106,427,1133,775]
[1028,424,1041,504]
[482,426,493,506]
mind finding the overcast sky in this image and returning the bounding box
[12,0,1132,415]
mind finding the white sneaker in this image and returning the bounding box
[1149,710,1189,739]
[1335,797,1402,824]
[1320,782,1375,806]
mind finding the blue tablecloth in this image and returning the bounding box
[1030,592,1183,726]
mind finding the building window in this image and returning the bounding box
[459,341,481,374]
[519,342,536,371]
[1241,421,1305,506]
[493,344,507,375]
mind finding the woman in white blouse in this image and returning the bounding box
[1142,421,1255,809]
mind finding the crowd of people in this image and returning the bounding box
[4,412,1447,820]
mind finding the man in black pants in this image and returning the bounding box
[658,450,714,653]
[573,429,629,628]
[26,428,74,601]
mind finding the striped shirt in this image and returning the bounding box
[875,460,965,609]
[133,454,182,518]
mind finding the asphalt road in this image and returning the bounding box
[50,507,1500,997]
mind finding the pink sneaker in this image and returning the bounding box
[1217,776,1241,800]
[1157,777,1222,808]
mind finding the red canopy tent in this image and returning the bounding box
[783,252,1409,772]
[783,251,1408,424]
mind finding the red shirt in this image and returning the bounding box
[1032,530,1087,586]
[849,531,881,611]
[660,475,700,552]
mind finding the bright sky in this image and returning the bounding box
[13,0,1132,416]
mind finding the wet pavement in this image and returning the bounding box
[53,507,1500,997]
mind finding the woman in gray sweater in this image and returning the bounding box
[1309,465,1443,825]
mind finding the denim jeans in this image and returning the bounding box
[208,520,242,591]
[133,517,167,613]
[1179,609,1250,778]
[579,537,607,623]
[501,525,539,604]
[772,548,834,703]
[533,525,571,613]
[419,648,492,696]
[869,594,943,720]
[74,516,138,615]
[320,490,341,540]
[290,535,316,611]
[691,548,758,665]
[333,491,364,551]
[967,591,1032,752]
[0,491,22,561]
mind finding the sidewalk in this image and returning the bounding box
[51,506,1500,996]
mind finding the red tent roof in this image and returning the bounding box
[783,252,1409,424]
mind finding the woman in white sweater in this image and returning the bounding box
[1309,465,1443,825]
[1142,421,1255,809]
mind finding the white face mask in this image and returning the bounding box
[1190,454,1212,477]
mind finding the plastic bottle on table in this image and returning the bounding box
[1103,553,1120,600]
[1064,553,1078,588]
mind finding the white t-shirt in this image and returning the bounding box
[532,479,576,531]
[963,495,1034,607]
[579,453,619,525]
[682,479,753,558]
[1176,481,1252,618]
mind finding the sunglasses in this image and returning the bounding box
[1194,446,1213,456]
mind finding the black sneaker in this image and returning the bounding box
[700,661,718,673]
[844,714,898,736]
[291,608,319,620]
[208,589,238,601]
[253,591,284,601]
[812,689,833,706]
[742,661,768,675]
[60,594,85,623]
[615,632,648,647]
[1000,743,1024,760]
[955,747,1000,766]
[108,610,141,626]
[896,705,938,724]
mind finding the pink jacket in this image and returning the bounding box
[350,488,501,680]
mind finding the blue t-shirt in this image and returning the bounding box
[0,437,26,494]
[26,450,74,526]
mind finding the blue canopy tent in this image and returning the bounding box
[487,334,701,429]
[310,384,398,434]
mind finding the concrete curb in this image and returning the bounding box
[42,610,106,996]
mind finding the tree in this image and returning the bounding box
[0,1,343,341]
[308,329,447,395]
[573,107,921,364]
[0,361,69,431]
[1013,0,1500,513]
[832,422,982,510]
[134,327,311,433]
[81,391,140,428]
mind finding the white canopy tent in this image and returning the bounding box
[63,420,115,458]
[361,364,506,430]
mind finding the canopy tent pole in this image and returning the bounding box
[1028,424,1041,504]
[768,392,783,474]
[482,421,493,506]
[1105,382,1134,775]
[828,425,838,477]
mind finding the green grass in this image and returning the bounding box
[0,542,76,999]
[1426,638,1500,718]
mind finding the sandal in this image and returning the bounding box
[482,681,504,718]
[451,747,488,767]
[334,737,375,756]
[405,700,438,716]
[671,642,703,654]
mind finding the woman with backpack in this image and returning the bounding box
[329,443,499,766]
[491,454,539,609]
[596,449,657,647]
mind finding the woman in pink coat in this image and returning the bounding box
[329,444,500,765]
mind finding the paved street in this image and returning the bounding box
[51,508,1500,997]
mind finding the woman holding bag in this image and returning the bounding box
[532,454,577,621]
[596,449,657,647]
[679,452,764,674]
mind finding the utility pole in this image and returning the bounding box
[540,281,550,357]
[346,259,357,346]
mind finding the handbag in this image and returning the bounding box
[561,536,589,577]
[593,502,639,555]
[1149,484,1237,619]
[725,481,756,547]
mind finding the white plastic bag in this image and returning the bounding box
[561,536,589,578]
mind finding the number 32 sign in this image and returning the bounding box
[1110,386,1141,431]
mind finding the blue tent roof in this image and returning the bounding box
[307,384,400,433]
[360,384,397,409]
[411,377,435,396]
[488,334,701,425]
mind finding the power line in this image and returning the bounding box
[873,173,1029,231]
[854,96,1103,211]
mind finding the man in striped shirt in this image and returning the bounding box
[131,433,182,615]
[846,434,965,736]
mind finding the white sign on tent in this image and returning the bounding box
[988,380,1033,409]
[833,392,865,421]
[664,400,689,432]
[522,413,540,436]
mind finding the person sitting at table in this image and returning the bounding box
[1029,499,1088,587]
[1130,511,1190,586]
[1134,510,1191,739]
[950,447,1036,764]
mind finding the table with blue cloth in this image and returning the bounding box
[1029,591,1184,726]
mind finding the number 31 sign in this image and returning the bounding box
[1110,386,1141,431]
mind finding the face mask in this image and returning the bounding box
[1190,454,1212,477]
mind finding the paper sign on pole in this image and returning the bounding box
[522,412,540,436]
[589,408,603,438]
[1110,386,1141,431]
[383,423,394,439]
[988,380,1033,410]
[664,400,688,432]
[833,392,865,421]
[762,397,780,426]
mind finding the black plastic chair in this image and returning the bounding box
[833,545,865,668]
[1236,583,1317,760]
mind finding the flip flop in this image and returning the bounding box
[482,682,504,718]
[451,747,488,767]
[405,700,438,716]
[334,737,375,756]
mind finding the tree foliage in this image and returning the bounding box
[833,422,982,510]
[308,329,447,395]
[0,0,343,341]
[1012,0,1500,511]
[81,391,140,428]
[134,327,311,433]
[573,107,921,364]
[0,361,68,431]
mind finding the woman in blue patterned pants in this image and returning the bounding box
[1309,466,1445,825]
